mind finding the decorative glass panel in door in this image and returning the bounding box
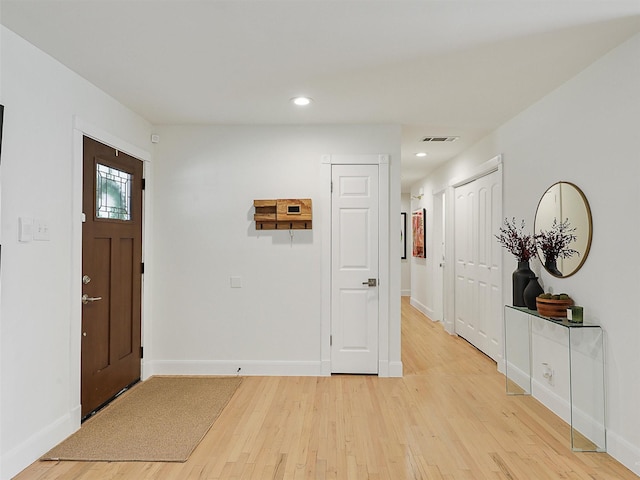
[96,163,132,220]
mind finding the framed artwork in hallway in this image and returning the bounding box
[412,208,426,258]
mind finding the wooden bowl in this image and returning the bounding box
[536,297,574,317]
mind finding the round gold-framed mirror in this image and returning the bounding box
[534,182,592,278]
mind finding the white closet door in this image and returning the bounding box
[454,169,502,361]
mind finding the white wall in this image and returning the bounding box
[146,124,402,377]
[411,33,640,475]
[408,188,439,319]
[0,26,153,480]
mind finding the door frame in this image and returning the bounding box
[431,189,446,322]
[320,154,391,376]
[70,116,151,424]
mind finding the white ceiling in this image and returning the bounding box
[2,1,639,191]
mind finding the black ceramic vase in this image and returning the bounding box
[512,261,534,307]
[523,276,544,310]
[545,257,563,277]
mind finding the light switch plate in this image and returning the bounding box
[18,217,34,242]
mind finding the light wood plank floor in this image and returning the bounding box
[15,297,638,479]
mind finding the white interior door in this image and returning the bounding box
[454,169,502,361]
[479,172,502,361]
[454,182,480,347]
[331,164,379,374]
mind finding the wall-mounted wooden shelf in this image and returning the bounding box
[254,199,312,230]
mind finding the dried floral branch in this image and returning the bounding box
[536,218,579,262]
[495,217,537,262]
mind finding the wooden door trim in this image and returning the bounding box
[320,154,393,377]
[71,117,151,425]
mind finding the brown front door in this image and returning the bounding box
[81,136,143,418]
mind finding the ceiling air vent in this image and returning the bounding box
[422,136,459,142]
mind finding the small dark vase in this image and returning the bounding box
[523,276,544,310]
[545,257,563,277]
[512,261,534,307]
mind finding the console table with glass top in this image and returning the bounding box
[504,305,606,452]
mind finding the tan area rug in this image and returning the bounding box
[42,376,242,462]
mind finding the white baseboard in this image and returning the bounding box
[409,298,439,322]
[507,372,636,469]
[148,359,401,378]
[606,429,640,477]
[532,378,570,424]
[401,290,411,296]
[409,297,429,317]
[1,405,80,480]
[148,360,326,377]
[531,379,607,452]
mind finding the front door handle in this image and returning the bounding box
[82,294,103,304]
[362,278,377,287]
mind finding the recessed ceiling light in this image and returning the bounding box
[291,96,313,106]
[415,152,427,157]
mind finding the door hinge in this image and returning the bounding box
[330,335,332,346]
[141,262,145,274]
[140,346,144,358]
[331,180,333,193]
[141,178,146,190]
